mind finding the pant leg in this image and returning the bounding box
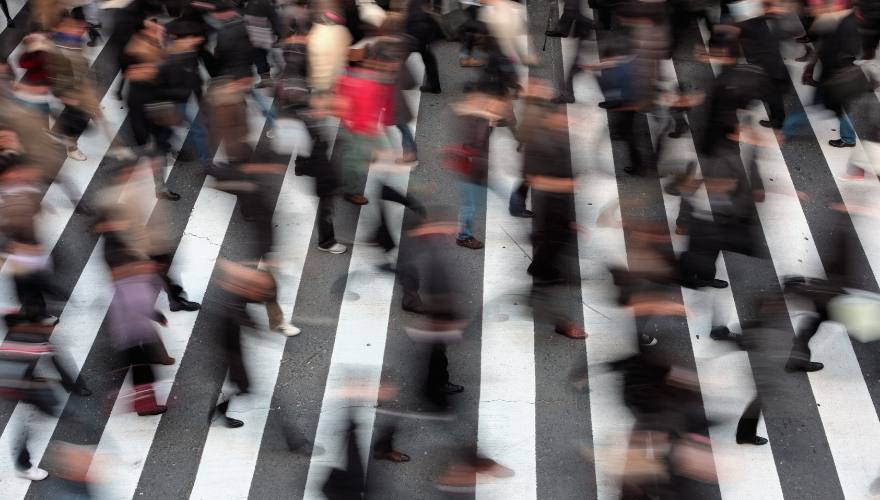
[266,301,284,330]
[509,180,529,214]
[735,395,761,441]
[787,310,825,367]
[457,181,479,240]
[342,134,371,196]
[839,113,856,144]
[177,103,212,166]
[15,431,31,472]
[560,42,583,102]
[127,345,156,386]
[225,321,249,394]
[427,342,450,390]
[254,48,270,75]
[0,0,10,20]
[766,79,788,129]
[317,196,337,248]
[396,123,417,155]
[419,43,441,90]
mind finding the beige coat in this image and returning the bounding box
[307,23,352,92]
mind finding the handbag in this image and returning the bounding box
[439,144,477,175]
[144,101,184,127]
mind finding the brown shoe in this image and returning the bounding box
[675,226,688,235]
[456,236,484,249]
[555,325,588,339]
[344,194,369,205]
[460,57,486,67]
[374,450,411,463]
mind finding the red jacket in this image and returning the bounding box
[334,67,395,136]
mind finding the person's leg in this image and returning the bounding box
[317,196,338,248]
[0,0,11,21]
[781,106,808,139]
[396,123,417,158]
[225,321,250,394]
[559,40,583,102]
[177,103,212,166]
[457,181,478,241]
[265,302,284,330]
[342,134,369,196]
[253,47,270,77]
[420,44,441,91]
[735,395,761,442]
[509,180,529,215]
[786,311,824,368]
[767,79,787,128]
[839,112,856,144]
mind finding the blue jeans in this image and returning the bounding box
[177,103,211,165]
[839,113,856,144]
[782,108,856,144]
[251,89,277,128]
[457,181,486,240]
[397,123,417,155]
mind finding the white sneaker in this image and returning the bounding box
[37,315,59,326]
[273,322,301,337]
[266,129,275,139]
[318,243,347,254]
[855,59,876,67]
[108,146,137,161]
[67,148,87,161]
[16,466,48,481]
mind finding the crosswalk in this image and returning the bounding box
[3,5,880,499]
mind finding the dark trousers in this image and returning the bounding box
[254,48,270,75]
[418,43,441,90]
[125,345,156,387]
[787,307,827,368]
[529,191,572,280]
[766,78,788,129]
[317,196,337,249]
[426,342,450,406]
[152,254,186,304]
[862,20,880,60]
[736,395,762,441]
[613,109,649,174]
[509,180,529,214]
[223,321,249,394]
[679,219,752,282]
[14,274,49,322]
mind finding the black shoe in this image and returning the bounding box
[240,205,253,221]
[509,209,535,218]
[419,85,441,94]
[795,36,810,43]
[759,120,775,128]
[170,298,201,312]
[685,276,729,289]
[550,95,574,104]
[203,162,217,176]
[402,302,428,314]
[736,435,768,445]
[156,191,181,201]
[545,30,567,37]
[435,383,464,394]
[668,126,689,139]
[785,361,824,373]
[623,166,645,176]
[7,18,13,28]
[598,101,613,109]
[829,139,855,148]
[74,203,97,217]
[710,326,738,341]
[225,416,244,428]
[610,133,624,141]
[664,183,681,196]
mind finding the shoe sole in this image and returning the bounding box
[318,246,347,255]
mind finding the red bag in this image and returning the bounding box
[439,144,477,175]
